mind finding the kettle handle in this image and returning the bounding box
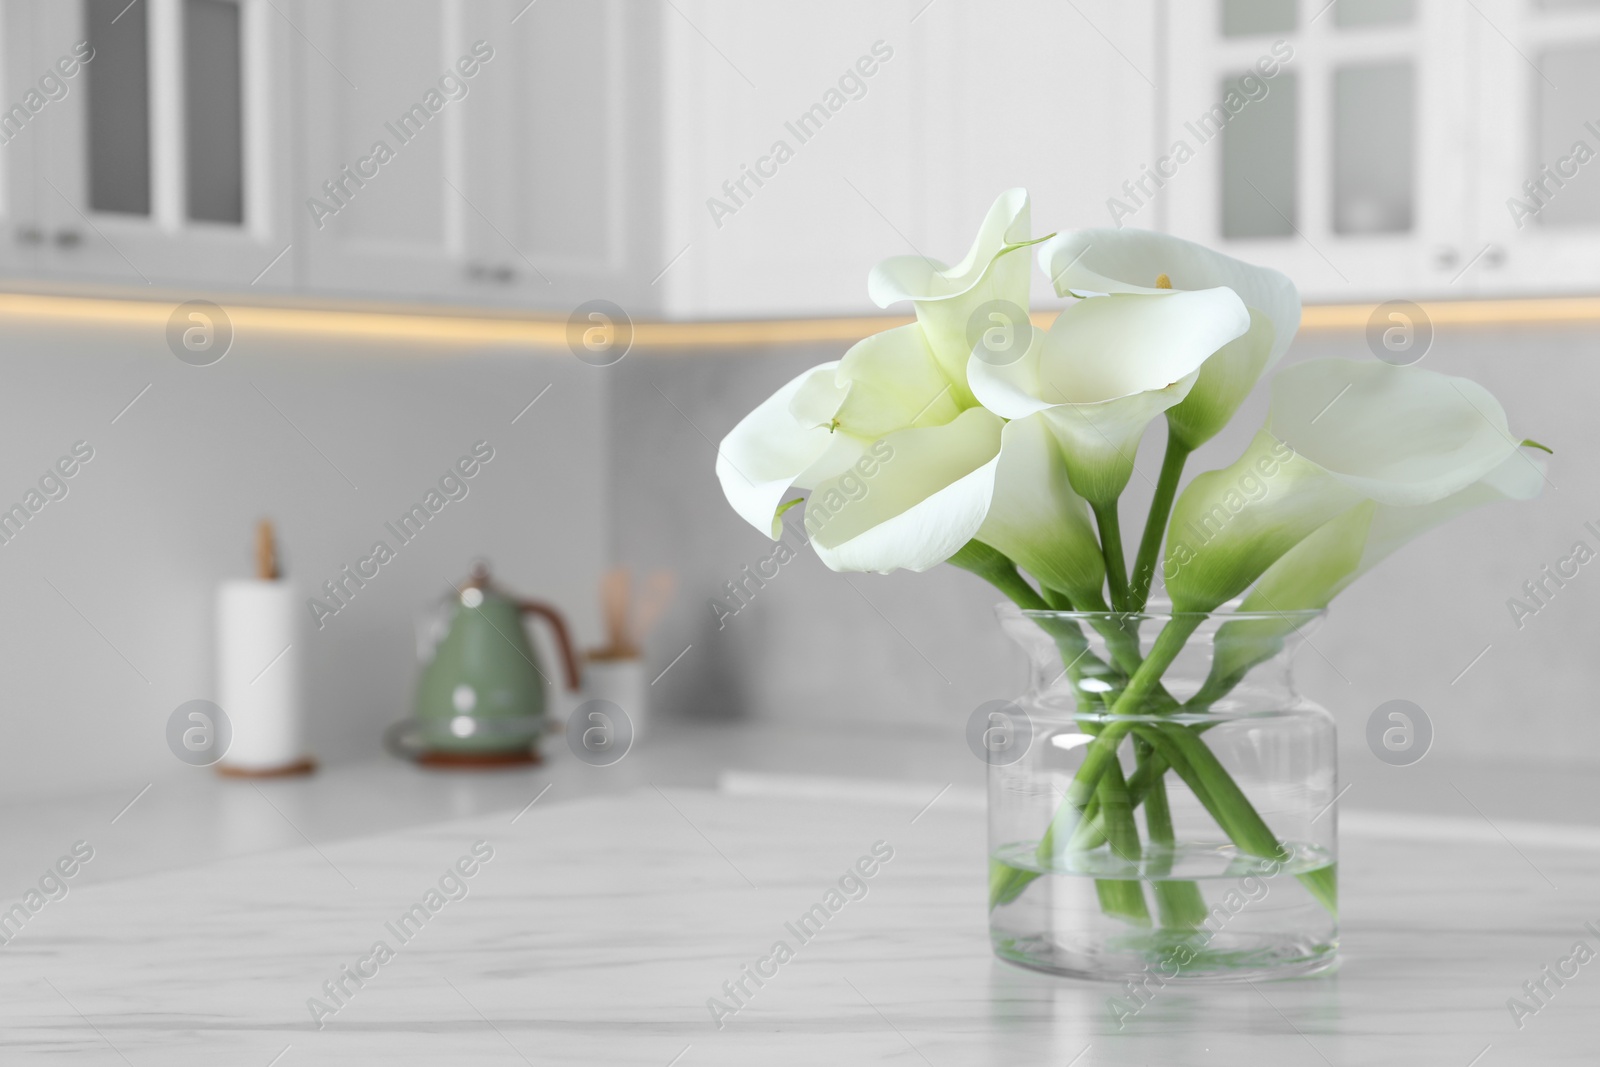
[516,599,583,691]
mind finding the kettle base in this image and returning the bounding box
[416,748,543,769]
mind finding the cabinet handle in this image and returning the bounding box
[1484,244,1507,268]
[53,229,83,249]
[16,226,43,245]
[466,262,516,284]
[1432,246,1458,270]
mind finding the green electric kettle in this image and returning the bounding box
[388,563,582,766]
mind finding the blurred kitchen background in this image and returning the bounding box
[1,0,1595,809]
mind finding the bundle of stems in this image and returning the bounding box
[956,437,1337,925]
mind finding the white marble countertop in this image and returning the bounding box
[3,723,1598,1063]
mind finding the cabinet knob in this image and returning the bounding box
[1432,246,1458,270]
[16,226,43,245]
[1484,244,1507,268]
[53,229,83,249]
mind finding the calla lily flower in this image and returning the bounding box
[718,190,1117,580]
[967,287,1252,506]
[1199,450,1546,703]
[869,189,1035,402]
[1040,229,1300,450]
[718,316,1108,581]
[714,321,1065,577]
[1165,359,1528,612]
[1244,449,1545,614]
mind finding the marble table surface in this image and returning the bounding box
[3,743,1598,1064]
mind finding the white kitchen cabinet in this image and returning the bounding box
[1469,0,1600,295]
[1164,0,1600,303]
[1164,0,1473,301]
[295,0,657,310]
[12,0,295,290]
[6,0,1597,314]
[652,0,1157,320]
[463,0,662,312]
[294,0,489,303]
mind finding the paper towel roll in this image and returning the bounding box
[216,579,308,772]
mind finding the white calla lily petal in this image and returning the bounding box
[789,368,851,429]
[1040,228,1300,369]
[831,323,964,437]
[976,414,1105,600]
[790,431,872,491]
[810,407,1003,573]
[964,326,1052,420]
[1033,289,1250,403]
[716,362,845,538]
[1269,360,1520,507]
[868,189,1031,306]
[868,189,1033,396]
[968,288,1249,504]
[1352,449,1546,583]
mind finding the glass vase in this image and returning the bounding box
[986,603,1337,983]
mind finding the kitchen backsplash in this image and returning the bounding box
[0,316,604,803]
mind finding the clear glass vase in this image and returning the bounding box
[987,603,1338,983]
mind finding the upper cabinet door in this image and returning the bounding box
[461,0,658,313]
[27,0,294,289]
[0,0,45,277]
[297,0,500,304]
[1469,0,1600,295]
[1165,0,1470,302]
[652,0,920,320]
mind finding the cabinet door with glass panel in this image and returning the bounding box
[1164,0,1472,301]
[27,0,294,289]
[1471,0,1600,294]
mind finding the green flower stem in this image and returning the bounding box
[1066,753,1157,852]
[1091,501,1132,613]
[1093,756,1152,926]
[1039,615,1204,861]
[1073,589,1150,688]
[948,541,1050,612]
[1063,612,1209,928]
[992,747,1165,911]
[1129,435,1190,609]
[1131,723,1335,913]
[1138,736,1210,929]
